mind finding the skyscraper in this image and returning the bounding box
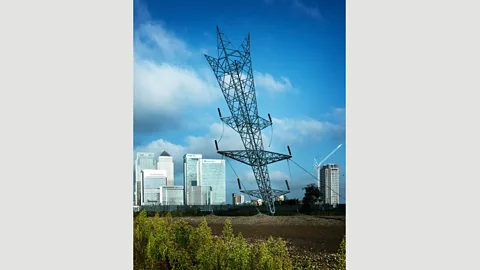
[157,151,174,186]
[201,159,226,205]
[135,152,156,206]
[183,154,202,205]
[141,169,167,205]
[319,164,340,207]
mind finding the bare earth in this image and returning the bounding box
[175,214,346,269]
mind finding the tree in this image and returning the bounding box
[300,183,322,214]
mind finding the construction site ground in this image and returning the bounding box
[176,213,346,269]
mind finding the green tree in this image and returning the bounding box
[134,210,153,270]
[301,183,322,214]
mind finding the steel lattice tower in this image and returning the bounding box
[205,26,291,215]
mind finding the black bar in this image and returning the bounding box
[268,113,272,123]
[285,180,290,191]
[287,146,292,156]
[215,140,219,151]
[237,178,242,189]
[217,108,222,118]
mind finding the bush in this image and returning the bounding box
[133,210,293,270]
[335,236,346,270]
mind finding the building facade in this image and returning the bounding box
[157,151,174,186]
[319,164,340,207]
[200,159,226,205]
[135,152,156,206]
[141,169,167,206]
[232,193,245,206]
[160,186,184,205]
[188,186,212,205]
[183,154,226,205]
[183,154,202,205]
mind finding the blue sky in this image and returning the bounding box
[133,0,346,203]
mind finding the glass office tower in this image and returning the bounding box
[135,152,156,205]
[183,154,202,205]
[200,159,226,205]
[141,169,167,205]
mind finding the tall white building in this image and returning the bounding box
[319,164,340,207]
[135,152,156,206]
[157,151,174,186]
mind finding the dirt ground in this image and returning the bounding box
[176,214,346,269]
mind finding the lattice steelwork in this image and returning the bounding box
[205,26,291,215]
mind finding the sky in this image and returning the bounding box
[133,0,346,204]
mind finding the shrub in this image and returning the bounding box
[335,236,346,270]
[133,213,294,270]
[215,219,251,269]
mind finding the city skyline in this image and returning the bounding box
[133,0,346,203]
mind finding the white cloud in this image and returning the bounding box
[134,121,243,174]
[292,0,322,19]
[134,22,222,133]
[269,116,345,145]
[254,71,296,94]
[134,109,344,177]
[135,23,190,61]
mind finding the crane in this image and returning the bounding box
[314,144,343,189]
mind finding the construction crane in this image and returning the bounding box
[205,26,291,215]
[314,144,343,189]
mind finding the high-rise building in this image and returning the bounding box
[141,169,167,206]
[232,193,245,206]
[232,193,240,206]
[183,154,226,205]
[157,151,174,186]
[183,154,202,205]
[135,152,156,206]
[200,159,226,205]
[319,164,340,207]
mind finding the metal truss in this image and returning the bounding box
[205,26,291,215]
[217,150,291,167]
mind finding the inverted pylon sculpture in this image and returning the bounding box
[204,26,291,215]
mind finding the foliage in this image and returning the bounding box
[300,183,322,214]
[334,236,346,270]
[133,209,294,270]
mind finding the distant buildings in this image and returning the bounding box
[141,169,167,205]
[319,164,340,207]
[232,193,245,206]
[157,151,174,186]
[160,186,184,205]
[201,159,226,205]
[183,154,226,205]
[135,152,156,206]
[183,154,203,205]
[135,151,183,206]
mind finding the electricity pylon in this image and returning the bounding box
[205,26,291,215]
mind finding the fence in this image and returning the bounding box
[134,203,346,217]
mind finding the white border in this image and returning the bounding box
[0,0,133,269]
[1,0,479,269]
[347,0,480,269]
